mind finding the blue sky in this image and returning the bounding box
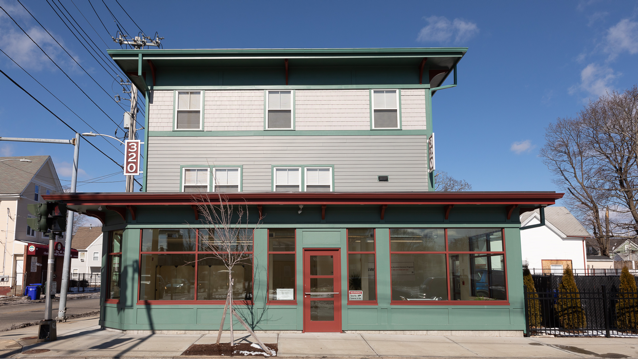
[1,0,638,205]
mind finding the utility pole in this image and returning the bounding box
[0,136,78,327]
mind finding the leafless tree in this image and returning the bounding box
[435,171,472,191]
[191,193,273,355]
[72,214,91,234]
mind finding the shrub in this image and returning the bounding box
[523,269,542,328]
[615,266,638,333]
[555,266,586,329]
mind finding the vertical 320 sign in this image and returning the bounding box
[124,140,141,176]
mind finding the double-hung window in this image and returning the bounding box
[213,168,240,192]
[175,91,202,130]
[267,91,293,129]
[304,168,332,192]
[274,167,301,192]
[182,168,209,192]
[372,90,399,129]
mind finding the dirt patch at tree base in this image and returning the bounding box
[182,343,277,356]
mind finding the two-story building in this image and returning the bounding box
[45,48,563,334]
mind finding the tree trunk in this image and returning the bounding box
[216,289,230,345]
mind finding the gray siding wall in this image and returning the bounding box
[147,89,427,132]
[146,136,428,192]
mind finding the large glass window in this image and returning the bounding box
[268,229,296,302]
[390,228,506,303]
[107,230,123,301]
[347,229,376,303]
[138,228,253,302]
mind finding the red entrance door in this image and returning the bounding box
[303,249,341,332]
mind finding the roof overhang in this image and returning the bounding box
[107,47,467,92]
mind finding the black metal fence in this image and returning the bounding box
[524,285,638,337]
[527,268,638,276]
[69,273,100,290]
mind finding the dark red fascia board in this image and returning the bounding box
[43,192,563,207]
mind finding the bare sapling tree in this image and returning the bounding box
[435,171,472,191]
[192,193,274,355]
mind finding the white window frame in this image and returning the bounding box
[304,167,333,192]
[266,90,294,130]
[181,167,210,192]
[212,167,242,193]
[80,252,86,262]
[174,91,204,131]
[371,89,400,130]
[93,252,99,261]
[273,167,302,192]
[550,264,563,275]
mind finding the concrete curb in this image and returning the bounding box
[0,293,100,307]
[0,311,100,333]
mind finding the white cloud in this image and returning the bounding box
[416,16,479,44]
[511,140,534,154]
[56,161,88,178]
[604,19,638,60]
[587,11,608,27]
[0,144,13,157]
[570,63,617,98]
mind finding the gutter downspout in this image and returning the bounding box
[520,207,546,230]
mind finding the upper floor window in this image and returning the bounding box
[372,90,399,129]
[274,167,300,192]
[34,185,39,201]
[93,251,99,261]
[305,167,332,192]
[182,168,209,192]
[26,215,36,237]
[267,91,292,130]
[213,168,241,193]
[175,91,202,130]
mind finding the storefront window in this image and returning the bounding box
[390,228,507,303]
[108,230,123,301]
[347,229,376,303]
[268,229,295,302]
[138,228,253,302]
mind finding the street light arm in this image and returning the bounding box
[82,132,125,145]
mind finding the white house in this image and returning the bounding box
[70,226,103,284]
[520,207,590,275]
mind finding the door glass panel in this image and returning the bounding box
[310,301,334,321]
[310,278,334,298]
[310,255,333,275]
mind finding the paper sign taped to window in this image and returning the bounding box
[277,288,294,300]
[349,290,363,301]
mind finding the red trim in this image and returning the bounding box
[191,205,199,220]
[266,229,297,305]
[147,60,156,86]
[380,205,387,220]
[127,205,137,220]
[106,206,127,221]
[419,58,427,84]
[445,228,450,300]
[391,300,510,306]
[44,191,563,207]
[346,229,378,306]
[106,230,121,303]
[284,59,289,85]
[501,228,509,303]
[303,248,342,332]
[321,205,326,220]
[257,205,263,220]
[506,205,518,220]
[444,204,454,220]
[105,299,119,304]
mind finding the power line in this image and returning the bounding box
[0,49,124,156]
[115,0,144,34]
[88,0,111,38]
[101,0,130,38]
[1,4,125,132]
[70,0,111,50]
[0,68,142,188]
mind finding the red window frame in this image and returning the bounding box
[266,229,297,305]
[346,228,378,305]
[137,228,254,305]
[105,230,122,304]
[389,228,508,306]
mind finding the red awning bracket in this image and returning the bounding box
[284,59,289,85]
[380,205,388,220]
[127,205,137,220]
[106,206,127,222]
[85,210,106,225]
[506,204,518,220]
[257,205,264,220]
[419,58,427,84]
[147,60,156,86]
[444,204,454,220]
[321,205,326,220]
[191,205,199,221]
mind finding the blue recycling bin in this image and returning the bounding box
[24,283,42,296]
[27,285,41,300]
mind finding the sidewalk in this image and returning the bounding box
[1,316,637,358]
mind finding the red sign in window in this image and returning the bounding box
[124,140,141,176]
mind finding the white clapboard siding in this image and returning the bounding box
[400,89,427,130]
[205,90,264,131]
[146,136,428,192]
[148,91,174,131]
[295,90,370,131]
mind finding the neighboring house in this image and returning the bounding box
[0,156,64,296]
[46,47,563,334]
[70,226,103,281]
[520,207,590,275]
[612,238,638,271]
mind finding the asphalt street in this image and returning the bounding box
[0,298,99,332]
